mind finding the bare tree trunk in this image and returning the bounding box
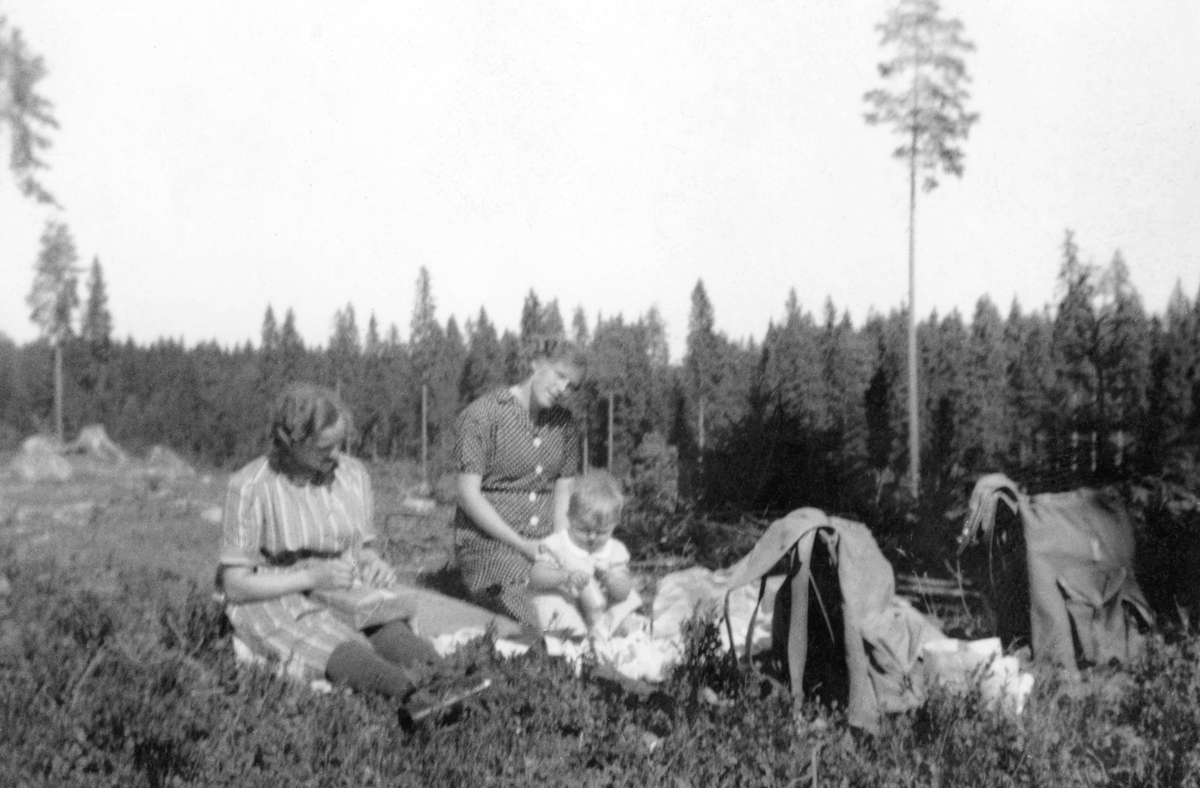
[420,383,428,486]
[54,340,64,443]
[907,122,920,501]
[582,416,589,473]
[607,391,614,470]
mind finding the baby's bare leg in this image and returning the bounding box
[578,580,606,629]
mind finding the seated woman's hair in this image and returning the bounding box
[522,334,587,377]
[269,383,349,464]
[568,470,625,525]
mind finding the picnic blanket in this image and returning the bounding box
[239,508,1033,725]
[312,584,525,640]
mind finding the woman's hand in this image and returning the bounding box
[305,558,355,591]
[221,561,352,605]
[357,548,398,587]
[458,473,542,563]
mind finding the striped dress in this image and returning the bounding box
[217,454,385,681]
[453,388,580,626]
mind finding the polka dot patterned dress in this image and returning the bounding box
[453,387,580,625]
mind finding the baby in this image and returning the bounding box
[529,470,635,638]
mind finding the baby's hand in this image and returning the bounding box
[565,570,591,594]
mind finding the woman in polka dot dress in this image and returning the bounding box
[453,340,585,626]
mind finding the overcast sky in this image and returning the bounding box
[1,0,1197,359]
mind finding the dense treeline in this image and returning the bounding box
[2,232,1199,525]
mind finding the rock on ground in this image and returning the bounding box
[144,446,196,479]
[10,436,72,483]
[64,424,130,465]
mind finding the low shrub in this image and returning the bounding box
[7,549,1200,785]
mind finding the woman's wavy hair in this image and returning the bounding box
[268,383,352,470]
[519,334,587,381]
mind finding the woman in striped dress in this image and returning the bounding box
[453,339,585,627]
[217,383,451,702]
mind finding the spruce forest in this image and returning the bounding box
[3,228,1197,536]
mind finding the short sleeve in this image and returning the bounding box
[349,457,377,543]
[217,470,265,573]
[454,400,493,475]
[607,539,631,570]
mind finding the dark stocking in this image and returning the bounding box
[325,641,420,700]
[367,621,441,675]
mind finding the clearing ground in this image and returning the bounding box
[0,456,458,601]
[6,452,1200,786]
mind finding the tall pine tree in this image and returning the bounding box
[329,303,362,404]
[80,257,112,358]
[571,305,591,346]
[1,17,58,203]
[411,267,443,386]
[961,295,1009,470]
[27,220,79,440]
[278,308,306,383]
[461,307,505,403]
[684,280,721,452]
[1146,282,1199,461]
[864,0,980,498]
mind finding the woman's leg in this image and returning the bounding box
[325,640,421,700]
[456,529,541,627]
[495,582,541,629]
[367,621,441,670]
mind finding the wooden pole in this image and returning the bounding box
[607,391,614,470]
[421,383,429,486]
[906,100,920,501]
[54,339,64,443]
[582,416,590,473]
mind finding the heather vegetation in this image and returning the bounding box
[3,463,1200,787]
[5,213,1200,784]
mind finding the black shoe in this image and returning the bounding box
[398,675,493,732]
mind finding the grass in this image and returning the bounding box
[4,458,1200,786]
